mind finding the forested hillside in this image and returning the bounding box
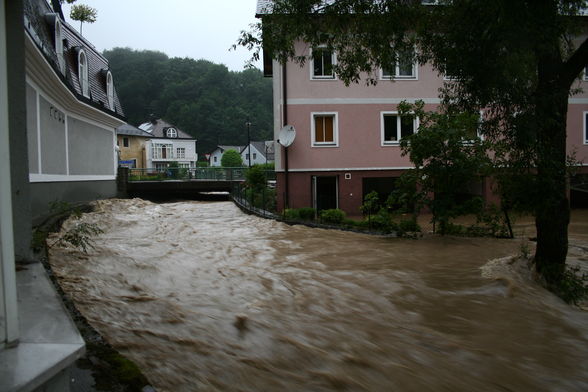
[103,48,273,155]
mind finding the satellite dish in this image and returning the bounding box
[278,125,296,147]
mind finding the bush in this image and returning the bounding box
[320,209,346,224]
[370,209,398,233]
[221,149,243,167]
[398,218,421,234]
[283,208,300,220]
[298,207,316,221]
[245,165,267,191]
[548,266,588,305]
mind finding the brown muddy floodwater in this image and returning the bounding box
[49,199,588,392]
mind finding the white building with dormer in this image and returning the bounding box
[138,118,198,169]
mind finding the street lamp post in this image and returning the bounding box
[246,119,252,168]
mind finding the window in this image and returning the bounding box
[214,156,218,162]
[253,153,257,160]
[246,153,250,160]
[584,66,588,81]
[312,112,338,146]
[584,112,588,144]
[166,128,177,138]
[179,163,190,168]
[311,46,335,79]
[106,71,114,110]
[55,19,65,74]
[381,112,417,145]
[123,137,129,148]
[78,49,89,97]
[381,49,417,79]
[153,143,173,159]
[176,147,186,159]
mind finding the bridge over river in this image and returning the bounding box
[120,167,274,198]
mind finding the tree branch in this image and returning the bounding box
[561,36,588,87]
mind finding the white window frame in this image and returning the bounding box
[55,19,65,74]
[166,128,177,138]
[311,112,339,147]
[122,137,129,148]
[380,50,418,80]
[106,71,114,110]
[310,46,337,80]
[176,147,186,159]
[78,49,89,97]
[584,111,588,144]
[380,111,419,146]
[152,143,173,159]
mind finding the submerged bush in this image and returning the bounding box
[283,209,300,220]
[297,207,316,221]
[320,209,346,224]
[548,266,588,305]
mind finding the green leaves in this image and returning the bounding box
[221,149,243,167]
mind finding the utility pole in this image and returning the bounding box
[246,119,252,168]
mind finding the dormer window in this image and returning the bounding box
[106,71,114,110]
[55,19,65,74]
[78,49,89,97]
[166,128,177,138]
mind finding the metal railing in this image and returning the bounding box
[127,167,276,182]
[232,181,278,218]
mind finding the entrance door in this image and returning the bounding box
[312,176,338,212]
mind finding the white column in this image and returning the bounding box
[0,0,19,348]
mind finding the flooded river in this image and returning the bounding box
[49,199,588,392]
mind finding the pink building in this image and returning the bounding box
[256,2,588,216]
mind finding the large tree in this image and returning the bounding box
[239,0,588,284]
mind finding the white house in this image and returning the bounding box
[138,118,198,169]
[209,145,244,167]
[241,141,275,166]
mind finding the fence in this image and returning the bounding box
[127,167,248,182]
[231,181,278,219]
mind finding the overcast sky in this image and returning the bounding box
[61,0,261,71]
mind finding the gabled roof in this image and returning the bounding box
[246,141,275,160]
[23,0,125,119]
[116,123,152,137]
[137,118,195,140]
[215,145,245,153]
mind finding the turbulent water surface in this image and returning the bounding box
[49,199,588,392]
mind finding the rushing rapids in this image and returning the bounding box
[48,199,588,392]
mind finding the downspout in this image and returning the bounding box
[282,63,289,209]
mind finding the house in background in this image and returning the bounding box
[116,123,152,168]
[138,118,198,170]
[255,1,588,216]
[209,145,244,167]
[241,140,275,166]
[25,0,126,219]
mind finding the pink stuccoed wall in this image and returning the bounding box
[272,41,588,214]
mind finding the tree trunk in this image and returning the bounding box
[533,86,570,284]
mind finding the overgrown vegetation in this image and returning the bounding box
[32,200,103,254]
[548,266,588,305]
